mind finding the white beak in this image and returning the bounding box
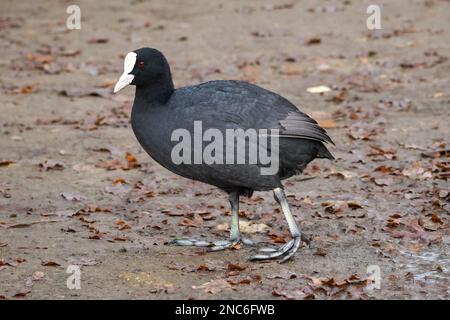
[113,73,134,93]
[113,51,137,93]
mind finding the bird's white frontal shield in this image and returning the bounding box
[114,51,137,93]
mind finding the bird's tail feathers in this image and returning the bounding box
[317,144,335,160]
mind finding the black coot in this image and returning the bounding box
[114,48,334,262]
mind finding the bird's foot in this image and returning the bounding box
[249,236,301,263]
[171,237,254,251]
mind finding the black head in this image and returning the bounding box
[114,47,173,94]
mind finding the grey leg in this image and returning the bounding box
[250,187,301,263]
[229,192,240,241]
[172,192,253,250]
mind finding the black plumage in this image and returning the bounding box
[114,47,334,262]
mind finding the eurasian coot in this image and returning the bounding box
[114,48,334,262]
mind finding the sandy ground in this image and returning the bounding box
[0,0,449,299]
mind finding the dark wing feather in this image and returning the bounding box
[279,112,335,145]
[174,80,334,145]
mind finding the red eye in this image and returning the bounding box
[138,61,145,69]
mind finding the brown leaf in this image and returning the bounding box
[305,37,321,45]
[96,151,140,170]
[347,201,363,209]
[32,271,45,281]
[367,145,397,160]
[113,178,127,184]
[317,119,336,129]
[0,258,26,267]
[402,161,432,179]
[324,170,358,180]
[26,53,53,64]
[279,63,301,76]
[13,290,31,298]
[373,176,396,186]
[119,224,131,231]
[60,49,81,57]
[227,263,246,271]
[269,233,288,244]
[0,160,15,167]
[115,219,126,225]
[41,260,61,267]
[216,221,269,234]
[87,37,109,44]
[262,3,294,10]
[196,264,216,272]
[125,152,139,168]
[314,247,327,256]
[237,279,250,285]
[374,165,401,175]
[42,62,63,74]
[322,201,348,216]
[384,216,443,244]
[326,89,348,104]
[431,213,443,224]
[272,287,313,300]
[178,216,202,227]
[192,278,232,294]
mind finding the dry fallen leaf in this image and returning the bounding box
[305,37,321,45]
[272,287,313,300]
[317,119,336,129]
[227,263,246,271]
[192,278,232,294]
[314,247,327,256]
[383,216,443,245]
[216,220,269,234]
[0,160,15,167]
[96,151,140,171]
[0,258,26,267]
[367,145,397,160]
[320,200,363,218]
[41,260,61,267]
[87,37,109,44]
[13,290,31,298]
[25,271,45,287]
[401,161,432,180]
[325,170,359,180]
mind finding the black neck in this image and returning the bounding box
[134,72,174,105]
